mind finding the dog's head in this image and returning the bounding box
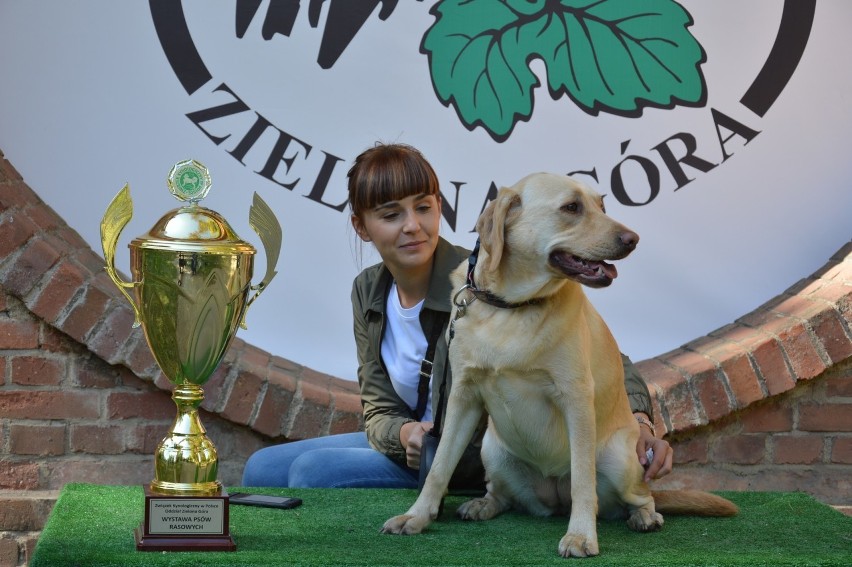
[476,173,638,289]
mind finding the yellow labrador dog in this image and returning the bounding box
[382,173,737,558]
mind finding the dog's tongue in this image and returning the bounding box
[550,253,618,287]
[599,261,617,280]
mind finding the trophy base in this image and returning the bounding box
[135,485,236,552]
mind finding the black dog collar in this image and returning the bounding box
[465,238,545,309]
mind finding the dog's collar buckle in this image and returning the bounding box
[452,284,474,319]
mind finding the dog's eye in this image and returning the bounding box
[561,202,579,213]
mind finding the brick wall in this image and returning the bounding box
[0,147,850,566]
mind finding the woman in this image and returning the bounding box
[242,143,672,488]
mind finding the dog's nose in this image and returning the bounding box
[620,231,639,250]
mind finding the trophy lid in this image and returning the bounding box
[130,160,256,255]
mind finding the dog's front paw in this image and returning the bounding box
[627,509,664,532]
[381,514,430,535]
[558,532,599,558]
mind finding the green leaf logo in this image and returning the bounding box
[421,0,707,141]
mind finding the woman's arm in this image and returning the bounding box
[622,354,674,481]
[351,279,415,464]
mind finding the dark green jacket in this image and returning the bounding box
[350,237,652,478]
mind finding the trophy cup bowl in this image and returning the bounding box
[100,160,281,550]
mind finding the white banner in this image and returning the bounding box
[1,1,849,381]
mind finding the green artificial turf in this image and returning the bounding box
[31,484,852,566]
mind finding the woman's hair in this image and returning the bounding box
[347,143,440,219]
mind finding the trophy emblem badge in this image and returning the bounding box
[100,160,282,551]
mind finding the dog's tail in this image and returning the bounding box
[652,490,738,517]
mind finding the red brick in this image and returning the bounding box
[128,423,167,454]
[637,358,697,431]
[24,200,62,232]
[252,372,296,438]
[199,363,231,413]
[0,538,18,567]
[0,391,99,420]
[671,436,708,465]
[823,259,852,283]
[663,349,714,377]
[287,379,330,440]
[60,284,111,343]
[738,304,793,336]
[811,310,852,364]
[221,369,264,425]
[778,323,828,381]
[39,227,81,259]
[330,375,360,395]
[153,370,174,391]
[10,355,65,386]
[711,323,766,351]
[808,280,852,304]
[0,318,39,349]
[721,354,764,408]
[1,238,61,297]
[0,213,37,261]
[75,249,111,278]
[0,461,40,489]
[773,435,824,464]
[831,437,852,464]
[826,374,852,398]
[772,295,831,321]
[270,355,302,374]
[9,424,66,456]
[664,350,735,422]
[75,357,121,389]
[712,435,766,465]
[70,424,125,454]
[87,304,136,364]
[42,459,152,488]
[740,402,793,433]
[0,155,23,182]
[31,259,88,323]
[328,391,363,435]
[124,333,158,377]
[39,324,69,352]
[107,391,175,421]
[0,498,53,531]
[118,367,151,390]
[649,467,738,493]
[751,339,796,395]
[692,369,733,422]
[799,402,852,432]
[239,346,271,375]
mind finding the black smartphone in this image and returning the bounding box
[229,492,303,509]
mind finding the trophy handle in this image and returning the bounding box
[241,192,282,329]
[100,184,143,328]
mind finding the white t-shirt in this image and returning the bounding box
[381,282,432,421]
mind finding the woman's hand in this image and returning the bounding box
[400,421,434,469]
[634,413,673,482]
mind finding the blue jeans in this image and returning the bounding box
[241,432,419,488]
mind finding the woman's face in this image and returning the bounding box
[352,193,442,276]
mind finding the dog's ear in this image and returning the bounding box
[476,188,520,272]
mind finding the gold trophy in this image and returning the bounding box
[100,159,282,552]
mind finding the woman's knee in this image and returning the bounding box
[287,450,341,488]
